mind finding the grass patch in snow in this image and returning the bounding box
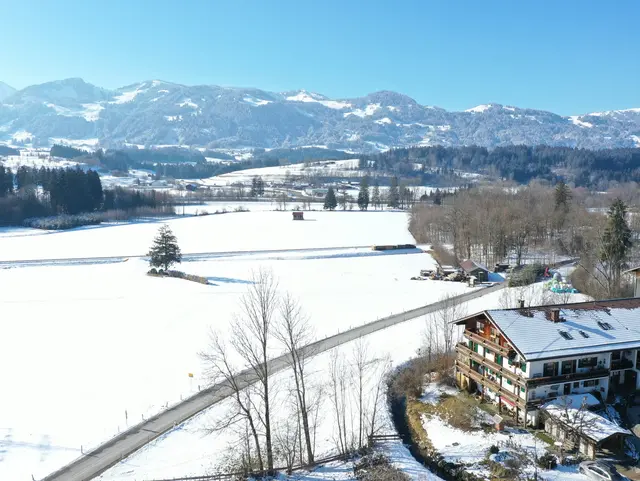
[535,431,555,446]
[147,269,210,285]
[417,385,492,432]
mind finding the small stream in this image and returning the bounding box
[388,394,460,480]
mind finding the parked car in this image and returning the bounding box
[578,461,622,481]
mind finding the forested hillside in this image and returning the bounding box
[361,145,640,188]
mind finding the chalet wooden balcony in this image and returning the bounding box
[611,358,634,371]
[455,360,527,410]
[527,367,610,387]
[456,343,526,389]
[464,329,512,357]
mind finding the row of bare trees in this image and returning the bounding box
[200,269,390,476]
[409,182,589,267]
[410,181,639,299]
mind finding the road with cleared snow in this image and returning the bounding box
[41,282,505,481]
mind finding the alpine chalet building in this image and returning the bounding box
[454,298,640,426]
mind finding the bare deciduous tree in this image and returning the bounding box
[425,293,467,355]
[274,293,316,464]
[230,268,279,472]
[329,349,353,455]
[199,333,264,473]
[273,401,300,474]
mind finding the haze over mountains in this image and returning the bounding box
[1,78,639,152]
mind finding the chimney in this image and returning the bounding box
[518,299,525,309]
[550,308,562,322]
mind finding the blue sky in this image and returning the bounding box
[1,0,639,114]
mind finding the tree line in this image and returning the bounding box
[409,181,636,299]
[360,145,640,189]
[322,176,453,211]
[0,165,172,227]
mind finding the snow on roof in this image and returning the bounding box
[543,393,601,409]
[542,395,631,443]
[459,260,488,273]
[485,299,640,360]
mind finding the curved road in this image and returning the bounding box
[42,282,505,481]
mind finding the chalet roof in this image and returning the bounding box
[459,260,488,273]
[464,298,640,361]
[542,395,631,444]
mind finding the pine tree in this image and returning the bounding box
[387,176,400,208]
[338,187,349,211]
[554,181,571,212]
[323,187,337,210]
[433,188,442,205]
[371,180,380,210]
[599,198,632,291]
[87,170,103,211]
[250,176,264,197]
[256,176,264,196]
[357,177,370,210]
[148,225,182,272]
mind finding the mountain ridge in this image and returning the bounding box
[0,81,16,102]
[1,78,639,151]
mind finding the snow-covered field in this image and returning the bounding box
[0,210,413,261]
[1,152,83,170]
[179,201,325,215]
[0,209,469,481]
[0,208,589,481]
[199,159,363,186]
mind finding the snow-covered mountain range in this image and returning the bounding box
[1,78,639,151]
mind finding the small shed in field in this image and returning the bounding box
[292,211,304,220]
[460,260,489,282]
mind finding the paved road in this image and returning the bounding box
[42,282,505,481]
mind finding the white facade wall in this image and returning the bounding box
[527,377,609,403]
[528,352,611,380]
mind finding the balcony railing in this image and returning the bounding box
[611,358,634,370]
[455,360,527,410]
[527,367,610,387]
[456,343,526,388]
[464,329,512,357]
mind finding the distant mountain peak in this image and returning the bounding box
[1,78,640,151]
[0,81,16,101]
[363,90,418,106]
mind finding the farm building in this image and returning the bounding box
[459,260,489,282]
[540,394,631,459]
